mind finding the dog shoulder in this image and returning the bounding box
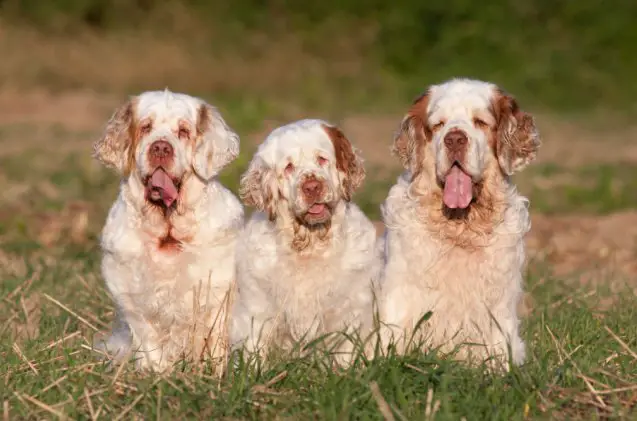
[197,181,245,232]
[236,213,278,272]
[100,192,144,257]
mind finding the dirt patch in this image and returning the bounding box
[340,115,402,172]
[527,211,637,283]
[534,113,637,166]
[0,89,118,129]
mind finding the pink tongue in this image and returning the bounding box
[149,169,178,207]
[443,166,473,209]
[308,204,326,214]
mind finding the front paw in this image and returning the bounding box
[133,349,173,373]
[93,331,132,361]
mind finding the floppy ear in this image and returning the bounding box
[239,156,277,220]
[192,103,240,180]
[493,90,541,175]
[322,124,366,201]
[392,91,431,178]
[93,99,136,174]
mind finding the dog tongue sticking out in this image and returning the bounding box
[148,168,178,208]
[442,166,473,209]
[307,203,327,215]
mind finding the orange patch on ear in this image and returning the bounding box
[239,158,277,220]
[93,97,138,174]
[124,111,140,177]
[322,124,365,201]
[196,104,211,138]
[491,89,540,175]
[393,91,432,177]
[195,104,216,174]
[322,125,353,174]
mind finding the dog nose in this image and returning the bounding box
[302,179,322,197]
[150,140,173,159]
[444,131,468,151]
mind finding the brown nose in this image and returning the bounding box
[149,140,174,159]
[302,179,322,199]
[444,131,468,151]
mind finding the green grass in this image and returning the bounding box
[1,251,636,419]
[517,163,637,215]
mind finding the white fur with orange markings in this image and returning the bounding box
[380,79,541,369]
[94,90,243,373]
[229,120,383,365]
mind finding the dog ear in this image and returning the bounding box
[392,91,432,178]
[192,103,240,181]
[239,156,277,221]
[93,98,136,174]
[493,90,541,175]
[322,124,366,201]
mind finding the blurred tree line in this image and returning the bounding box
[1,0,634,111]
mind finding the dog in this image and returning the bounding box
[229,119,382,364]
[379,78,541,368]
[93,90,243,373]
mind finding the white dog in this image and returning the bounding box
[93,90,243,373]
[379,78,540,368]
[229,119,382,363]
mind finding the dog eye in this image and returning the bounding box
[139,122,152,135]
[431,122,445,131]
[284,162,295,175]
[473,118,489,128]
[317,156,328,166]
[178,127,190,139]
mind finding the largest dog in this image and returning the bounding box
[380,78,541,368]
[93,90,243,372]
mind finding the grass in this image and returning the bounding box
[519,164,637,215]
[1,250,636,419]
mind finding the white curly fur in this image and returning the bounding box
[379,79,540,369]
[93,90,243,373]
[229,119,383,364]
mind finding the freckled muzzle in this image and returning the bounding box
[439,129,474,210]
[142,138,183,209]
[296,175,333,225]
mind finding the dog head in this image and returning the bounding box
[240,119,365,226]
[393,78,540,215]
[93,90,239,210]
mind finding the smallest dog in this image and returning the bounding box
[230,119,382,364]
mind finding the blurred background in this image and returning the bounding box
[1,0,636,280]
